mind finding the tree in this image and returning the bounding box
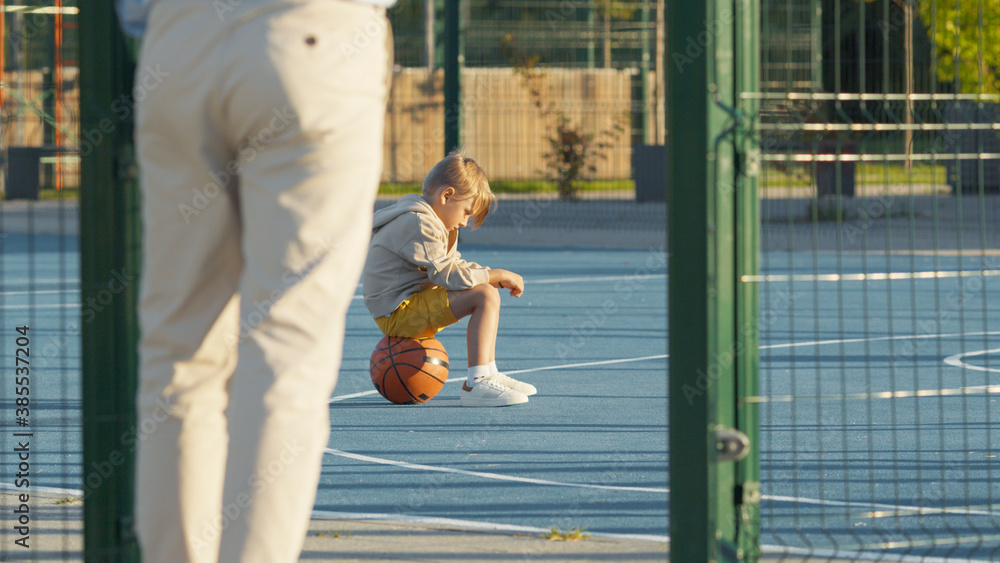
[502,34,628,200]
[917,0,1000,94]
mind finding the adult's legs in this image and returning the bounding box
[133,3,243,561]
[213,3,391,561]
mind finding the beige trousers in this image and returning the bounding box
[133,1,390,561]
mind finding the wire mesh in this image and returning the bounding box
[1,1,82,559]
[385,0,667,244]
[744,0,1000,559]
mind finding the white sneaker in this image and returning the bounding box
[491,372,537,396]
[460,377,529,407]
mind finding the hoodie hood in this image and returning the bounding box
[372,193,457,250]
[373,194,436,230]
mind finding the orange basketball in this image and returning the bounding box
[369,336,449,404]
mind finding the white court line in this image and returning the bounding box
[325,448,667,494]
[762,543,993,563]
[529,273,666,284]
[0,273,660,305]
[760,330,1000,351]
[0,303,78,310]
[944,348,1000,374]
[348,273,666,300]
[2,279,80,285]
[764,493,997,518]
[0,483,82,496]
[323,447,998,518]
[0,289,77,296]
[329,353,667,403]
[311,510,669,543]
[333,332,1000,544]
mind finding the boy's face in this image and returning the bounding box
[427,187,475,232]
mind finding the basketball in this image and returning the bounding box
[369,336,449,404]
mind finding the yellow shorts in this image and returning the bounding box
[374,286,460,339]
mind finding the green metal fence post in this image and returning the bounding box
[640,0,651,143]
[668,0,744,560]
[735,0,761,559]
[79,3,141,561]
[443,0,462,153]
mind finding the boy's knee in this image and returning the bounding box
[481,284,500,305]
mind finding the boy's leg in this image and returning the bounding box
[447,285,500,366]
[448,285,528,406]
[448,286,537,398]
[133,4,243,561]
[215,3,390,561]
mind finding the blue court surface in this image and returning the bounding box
[4,232,1000,561]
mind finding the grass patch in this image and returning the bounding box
[15,180,634,200]
[378,179,633,196]
[39,187,80,200]
[311,530,350,539]
[55,496,82,505]
[544,527,590,541]
[762,163,947,189]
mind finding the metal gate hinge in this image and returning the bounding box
[713,426,751,463]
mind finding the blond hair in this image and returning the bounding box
[422,151,496,229]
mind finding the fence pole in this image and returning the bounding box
[443,0,462,153]
[668,0,742,560]
[735,0,761,559]
[79,2,141,560]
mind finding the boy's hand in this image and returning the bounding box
[489,269,524,298]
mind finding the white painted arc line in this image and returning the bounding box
[944,348,1000,374]
[310,510,669,543]
[323,446,997,518]
[324,448,668,493]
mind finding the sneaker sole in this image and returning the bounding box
[515,385,537,397]
[460,394,529,407]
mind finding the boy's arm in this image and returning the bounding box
[489,269,524,298]
[397,215,490,290]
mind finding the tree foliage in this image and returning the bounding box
[917,0,1000,94]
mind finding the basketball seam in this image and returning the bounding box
[372,336,448,404]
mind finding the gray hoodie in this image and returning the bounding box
[363,194,490,318]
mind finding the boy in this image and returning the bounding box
[363,152,536,407]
